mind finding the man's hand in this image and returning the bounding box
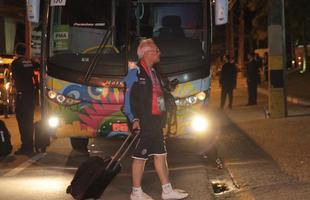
[132,120,141,134]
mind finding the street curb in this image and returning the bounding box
[258,87,310,106]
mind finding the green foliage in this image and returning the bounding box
[248,0,268,42]
[286,0,310,43]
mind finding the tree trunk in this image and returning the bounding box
[225,17,230,56]
[301,22,308,73]
[229,10,234,58]
[24,0,32,59]
[238,8,245,72]
[0,17,5,54]
[226,10,235,58]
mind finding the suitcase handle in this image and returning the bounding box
[105,130,139,170]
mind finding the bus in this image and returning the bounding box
[41,0,225,150]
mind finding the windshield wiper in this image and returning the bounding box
[84,25,113,83]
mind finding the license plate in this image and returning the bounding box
[112,123,129,132]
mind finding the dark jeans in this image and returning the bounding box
[247,81,258,104]
[220,87,233,108]
[16,92,35,149]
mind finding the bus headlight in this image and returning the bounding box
[47,89,81,106]
[48,116,60,128]
[192,115,209,133]
[196,92,206,101]
[5,82,10,90]
[48,90,57,99]
[175,91,208,106]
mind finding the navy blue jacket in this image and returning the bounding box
[123,61,165,127]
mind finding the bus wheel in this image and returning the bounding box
[70,137,89,153]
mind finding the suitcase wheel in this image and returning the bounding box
[66,185,72,194]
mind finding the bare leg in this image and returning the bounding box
[132,158,147,187]
[154,154,170,185]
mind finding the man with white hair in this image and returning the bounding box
[124,39,188,200]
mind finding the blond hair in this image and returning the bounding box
[137,38,156,59]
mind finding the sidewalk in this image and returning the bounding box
[211,73,310,184]
[258,70,310,106]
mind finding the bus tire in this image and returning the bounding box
[70,137,89,152]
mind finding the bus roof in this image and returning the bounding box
[136,0,201,3]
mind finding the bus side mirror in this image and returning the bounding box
[215,0,228,25]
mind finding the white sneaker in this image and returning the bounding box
[130,191,154,200]
[162,189,189,200]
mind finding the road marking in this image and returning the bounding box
[117,165,206,177]
[225,159,269,166]
[3,153,46,177]
[152,164,206,173]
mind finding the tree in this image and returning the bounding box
[248,0,268,48]
[285,0,310,73]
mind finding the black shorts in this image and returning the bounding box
[132,116,167,160]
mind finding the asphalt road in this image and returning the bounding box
[0,108,296,200]
[0,135,215,200]
[0,78,307,200]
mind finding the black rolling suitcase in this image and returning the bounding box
[0,120,12,157]
[34,121,51,153]
[66,131,139,200]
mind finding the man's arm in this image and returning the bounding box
[123,68,140,123]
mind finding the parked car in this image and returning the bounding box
[0,55,15,115]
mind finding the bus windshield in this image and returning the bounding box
[47,0,126,83]
[130,2,208,82]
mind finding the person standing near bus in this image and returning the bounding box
[11,44,36,155]
[246,52,260,105]
[219,55,237,109]
[263,52,269,81]
[124,39,188,200]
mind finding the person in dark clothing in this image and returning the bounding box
[124,39,188,200]
[11,44,36,155]
[246,52,260,105]
[254,53,262,84]
[219,55,237,109]
[263,52,268,81]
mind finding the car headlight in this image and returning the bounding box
[47,89,81,106]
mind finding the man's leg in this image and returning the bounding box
[253,82,258,104]
[154,155,188,200]
[154,154,169,185]
[220,88,226,108]
[23,95,35,150]
[247,83,252,104]
[131,158,154,200]
[228,89,233,108]
[132,158,146,187]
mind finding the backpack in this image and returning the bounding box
[0,120,12,157]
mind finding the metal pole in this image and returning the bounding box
[111,0,116,46]
[268,0,287,118]
[40,0,50,121]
